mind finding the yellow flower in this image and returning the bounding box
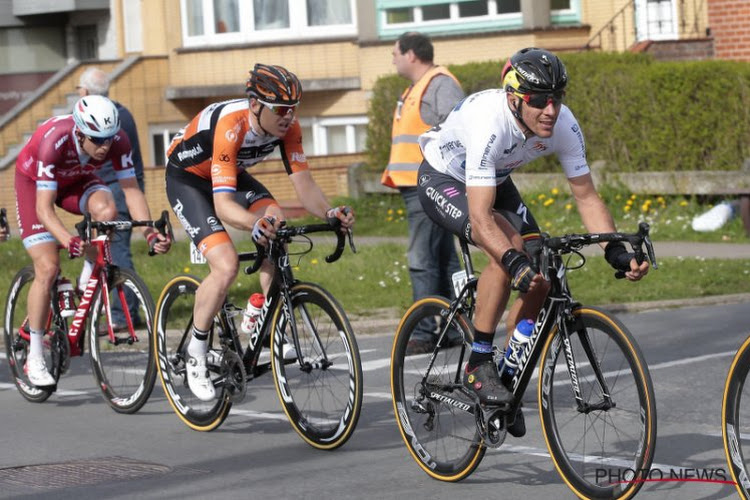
[615,194,622,201]
[565,203,573,211]
[396,209,404,215]
[183,267,190,273]
[657,196,665,204]
[551,187,559,196]
[641,203,649,213]
[625,200,633,207]
[544,221,552,228]
[293,266,300,271]
[679,200,688,207]
[630,194,637,200]
[538,193,546,200]
[387,208,394,215]
[624,205,631,212]
[386,216,393,222]
[543,198,554,207]
[311,258,319,265]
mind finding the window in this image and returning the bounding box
[551,0,571,9]
[379,1,522,35]
[298,116,368,156]
[459,1,488,17]
[181,0,357,47]
[149,123,184,166]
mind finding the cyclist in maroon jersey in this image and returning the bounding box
[14,95,171,387]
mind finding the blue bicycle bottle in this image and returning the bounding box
[500,319,534,386]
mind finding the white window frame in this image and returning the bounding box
[148,122,186,166]
[299,116,368,156]
[180,0,358,48]
[381,0,521,30]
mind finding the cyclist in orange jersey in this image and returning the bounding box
[165,64,354,401]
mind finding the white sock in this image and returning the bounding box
[187,326,209,358]
[78,258,94,293]
[28,328,45,359]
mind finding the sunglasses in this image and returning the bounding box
[86,135,115,146]
[516,90,566,109]
[257,99,298,117]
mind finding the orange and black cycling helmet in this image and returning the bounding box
[246,63,302,105]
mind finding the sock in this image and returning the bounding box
[468,329,495,369]
[28,328,45,359]
[187,326,209,358]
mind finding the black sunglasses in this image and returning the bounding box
[87,135,115,145]
[516,90,566,109]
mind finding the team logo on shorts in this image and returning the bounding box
[418,174,430,186]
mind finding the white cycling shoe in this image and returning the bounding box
[25,356,56,387]
[186,355,216,401]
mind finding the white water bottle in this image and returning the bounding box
[500,319,534,386]
[57,277,77,318]
[241,293,265,335]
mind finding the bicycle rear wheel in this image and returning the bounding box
[3,266,61,403]
[270,282,362,449]
[391,296,482,482]
[538,306,656,500]
[153,275,232,431]
[723,333,750,499]
[89,267,156,414]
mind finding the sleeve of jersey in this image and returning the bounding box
[556,110,590,179]
[110,132,137,181]
[279,121,309,175]
[210,114,242,194]
[34,142,59,191]
[465,132,499,187]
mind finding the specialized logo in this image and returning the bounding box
[177,144,204,162]
[516,203,529,224]
[426,186,463,219]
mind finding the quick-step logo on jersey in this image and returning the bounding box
[426,186,463,219]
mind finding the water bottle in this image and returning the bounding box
[500,319,534,386]
[57,277,77,318]
[241,293,265,335]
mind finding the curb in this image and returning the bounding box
[347,293,750,336]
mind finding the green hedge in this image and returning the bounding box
[365,52,750,173]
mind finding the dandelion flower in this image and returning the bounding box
[543,198,554,207]
[565,203,573,211]
[397,209,404,215]
[387,208,394,215]
[551,187,559,196]
[538,193,546,200]
[183,267,190,273]
[679,200,688,207]
[624,205,631,212]
[311,258,319,265]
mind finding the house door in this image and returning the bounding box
[635,0,678,41]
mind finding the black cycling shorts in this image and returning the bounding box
[417,160,540,246]
[165,166,276,251]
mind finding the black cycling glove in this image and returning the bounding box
[604,242,635,273]
[501,248,535,293]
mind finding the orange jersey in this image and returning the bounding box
[166,99,308,194]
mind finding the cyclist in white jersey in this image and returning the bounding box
[417,48,649,435]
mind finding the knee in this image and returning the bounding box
[209,257,239,289]
[34,259,59,286]
[89,197,117,221]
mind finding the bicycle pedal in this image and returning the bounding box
[477,406,508,449]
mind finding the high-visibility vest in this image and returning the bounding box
[381,66,460,188]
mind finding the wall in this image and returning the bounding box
[708,0,750,61]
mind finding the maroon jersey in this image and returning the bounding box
[16,115,135,190]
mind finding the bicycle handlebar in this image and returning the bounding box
[75,210,173,256]
[0,208,8,240]
[241,218,356,275]
[541,222,658,279]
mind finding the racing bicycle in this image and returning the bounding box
[391,222,658,499]
[3,211,172,413]
[722,330,750,498]
[154,220,363,450]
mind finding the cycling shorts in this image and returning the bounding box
[165,167,278,254]
[15,170,110,249]
[417,160,540,246]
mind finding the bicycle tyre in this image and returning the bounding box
[89,267,157,414]
[723,333,750,499]
[270,282,363,449]
[391,296,482,482]
[3,266,58,403]
[153,274,232,431]
[538,306,656,500]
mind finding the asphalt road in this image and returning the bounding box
[1,300,749,499]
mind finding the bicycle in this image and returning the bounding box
[722,331,750,498]
[391,222,658,499]
[0,207,8,241]
[153,220,363,450]
[3,211,172,413]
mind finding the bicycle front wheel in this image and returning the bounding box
[390,296,482,482]
[3,266,59,403]
[270,282,362,450]
[153,275,232,431]
[723,333,750,499]
[89,267,156,414]
[538,306,656,500]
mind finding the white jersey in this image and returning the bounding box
[419,89,590,187]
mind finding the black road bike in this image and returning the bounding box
[154,221,363,450]
[722,330,750,498]
[391,223,658,499]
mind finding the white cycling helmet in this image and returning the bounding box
[72,95,120,138]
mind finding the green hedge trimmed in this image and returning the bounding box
[365,52,750,173]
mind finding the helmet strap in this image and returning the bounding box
[510,97,533,139]
[249,99,272,136]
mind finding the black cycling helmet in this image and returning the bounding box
[501,47,568,94]
[245,63,302,105]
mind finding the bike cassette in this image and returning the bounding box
[220,349,247,403]
[475,404,508,448]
